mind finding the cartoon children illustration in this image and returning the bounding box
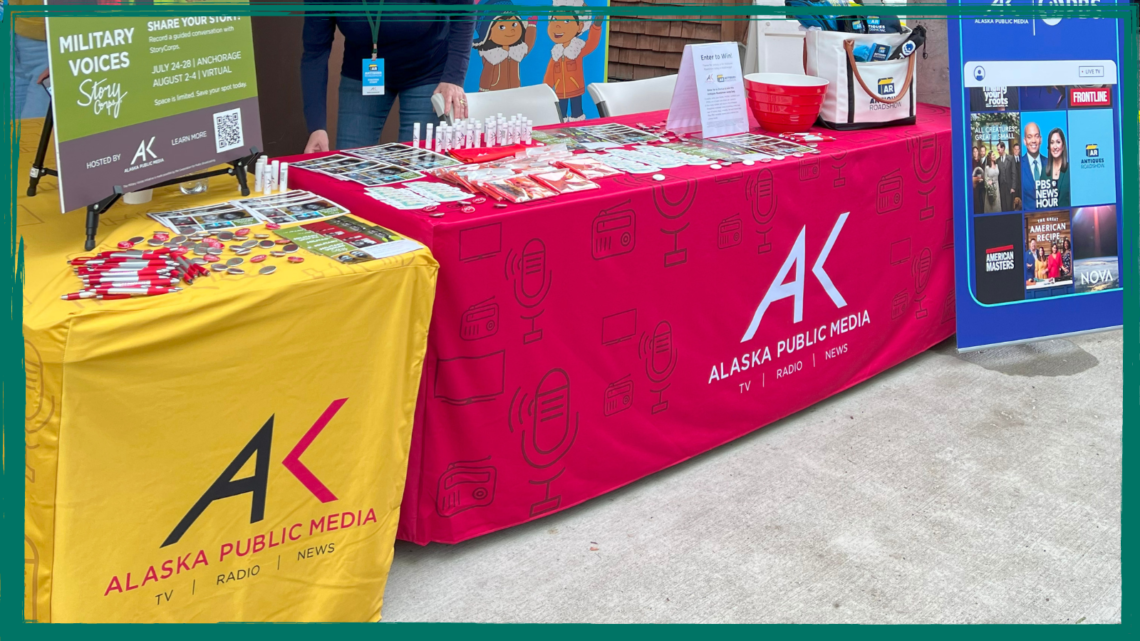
[473,0,538,92]
[544,0,604,121]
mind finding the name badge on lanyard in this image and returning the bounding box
[362,58,385,95]
[362,0,385,95]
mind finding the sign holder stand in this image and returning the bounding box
[26,113,262,250]
[81,147,261,250]
[27,102,59,197]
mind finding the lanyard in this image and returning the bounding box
[362,0,385,59]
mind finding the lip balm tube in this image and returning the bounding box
[279,163,289,192]
[254,158,265,192]
[435,126,443,153]
[413,122,421,148]
[425,123,434,151]
[269,160,280,191]
[525,119,533,144]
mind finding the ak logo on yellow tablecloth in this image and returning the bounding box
[102,398,379,597]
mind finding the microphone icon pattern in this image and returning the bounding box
[746,168,778,255]
[506,238,552,343]
[509,368,580,518]
[913,247,932,319]
[653,179,697,267]
[640,320,677,414]
[906,132,942,221]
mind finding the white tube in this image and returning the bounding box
[278,163,289,192]
[413,122,421,148]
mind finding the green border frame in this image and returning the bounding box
[3,1,1135,633]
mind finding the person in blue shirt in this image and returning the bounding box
[1024,239,1037,284]
[301,0,476,152]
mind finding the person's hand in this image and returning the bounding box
[434,82,468,119]
[527,16,538,26]
[305,130,330,154]
[36,69,50,85]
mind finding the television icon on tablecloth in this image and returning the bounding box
[460,297,498,341]
[717,215,742,249]
[592,201,636,260]
[436,458,496,517]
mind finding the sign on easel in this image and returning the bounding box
[666,42,755,137]
[44,0,263,213]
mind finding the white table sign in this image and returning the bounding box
[667,42,755,137]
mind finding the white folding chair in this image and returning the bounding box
[586,75,678,118]
[432,84,563,126]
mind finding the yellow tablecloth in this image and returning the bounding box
[19,118,439,622]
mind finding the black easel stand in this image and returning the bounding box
[82,148,260,250]
[27,102,58,197]
[26,107,261,250]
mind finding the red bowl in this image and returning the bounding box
[753,111,821,133]
[755,111,818,124]
[749,100,823,116]
[746,89,826,107]
[745,73,829,96]
[744,73,828,133]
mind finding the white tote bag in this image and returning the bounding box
[805,28,917,130]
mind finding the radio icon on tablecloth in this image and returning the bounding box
[877,170,903,214]
[717,215,743,249]
[603,375,634,416]
[460,297,499,341]
[592,200,636,260]
[436,458,497,517]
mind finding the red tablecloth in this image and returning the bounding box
[287,105,955,545]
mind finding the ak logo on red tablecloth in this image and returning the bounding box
[161,399,347,547]
[741,214,850,342]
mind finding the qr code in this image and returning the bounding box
[213,108,244,153]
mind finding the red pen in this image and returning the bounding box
[79,259,179,267]
[82,272,177,280]
[78,268,174,277]
[96,294,134,300]
[96,250,169,260]
[60,291,98,301]
[85,278,179,288]
[98,287,182,296]
[84,275,179,284]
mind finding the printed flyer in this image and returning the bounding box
[45,0,263,212]
[274,216,423,264]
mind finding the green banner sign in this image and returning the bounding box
[45,1,262,212]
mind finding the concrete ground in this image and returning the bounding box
[382,331,1122,623]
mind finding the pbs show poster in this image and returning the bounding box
[967,82,1121,306]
